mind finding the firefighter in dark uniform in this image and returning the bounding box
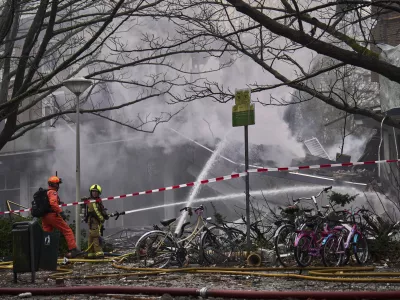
[84,184,109,258]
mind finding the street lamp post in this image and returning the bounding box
[63,77,92,250]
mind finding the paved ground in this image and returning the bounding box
[1,260,400,300]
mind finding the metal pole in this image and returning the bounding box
[244,125,251,254]
[75,93,81,249]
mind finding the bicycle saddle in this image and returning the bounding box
[160,218,177,226]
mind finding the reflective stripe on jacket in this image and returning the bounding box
[88,198,105,222]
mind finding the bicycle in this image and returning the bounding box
[209,215,273,245]
[291,186,349,267]
[203,216,273,266]
[135,205,235,268]
[134,205,209,268]
[274,186,332,267]
[321,208,370,267]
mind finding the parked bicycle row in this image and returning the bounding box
[130,186,399,268]
[274,186,370,267]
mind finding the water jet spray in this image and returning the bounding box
[174,136,229,236]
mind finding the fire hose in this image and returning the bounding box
[1,286,400,299]
[40,262,400,283]
[3,254,400,283]
[3,259,400,298]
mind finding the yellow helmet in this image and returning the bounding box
[89,184,102,195]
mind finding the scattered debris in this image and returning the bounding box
[18,292,32,298]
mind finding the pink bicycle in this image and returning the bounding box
[292,187,344,267]
[293,215,343,267]
[320,208,369,267]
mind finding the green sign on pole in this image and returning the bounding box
[232,88,255,254]
[232,89,255,127]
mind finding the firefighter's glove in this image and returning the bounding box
[81,196,89,201]
[104,214,110,220]
[60,211,67,221]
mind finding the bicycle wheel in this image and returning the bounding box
[274,224,296,267]
[354,233,369,265]
[135,230,177,268]
[294,235,314,267]
[321,234,344,267]
[201,226,244,266]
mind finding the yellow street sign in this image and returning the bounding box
[235,89,251,106]
[232,89,255,127]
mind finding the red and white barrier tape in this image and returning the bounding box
[247,159,400,173]
[0,172,248,215]
[2,158,398,215]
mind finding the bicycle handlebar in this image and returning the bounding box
[293,186,332,204]
[316,186,332,197]
[179,205,204,212]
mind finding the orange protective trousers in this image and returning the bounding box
[42,212,77,250]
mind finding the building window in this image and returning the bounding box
[6,172,20,190]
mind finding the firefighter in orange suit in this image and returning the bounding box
[41,176,81,258]
[84,184,109,258]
